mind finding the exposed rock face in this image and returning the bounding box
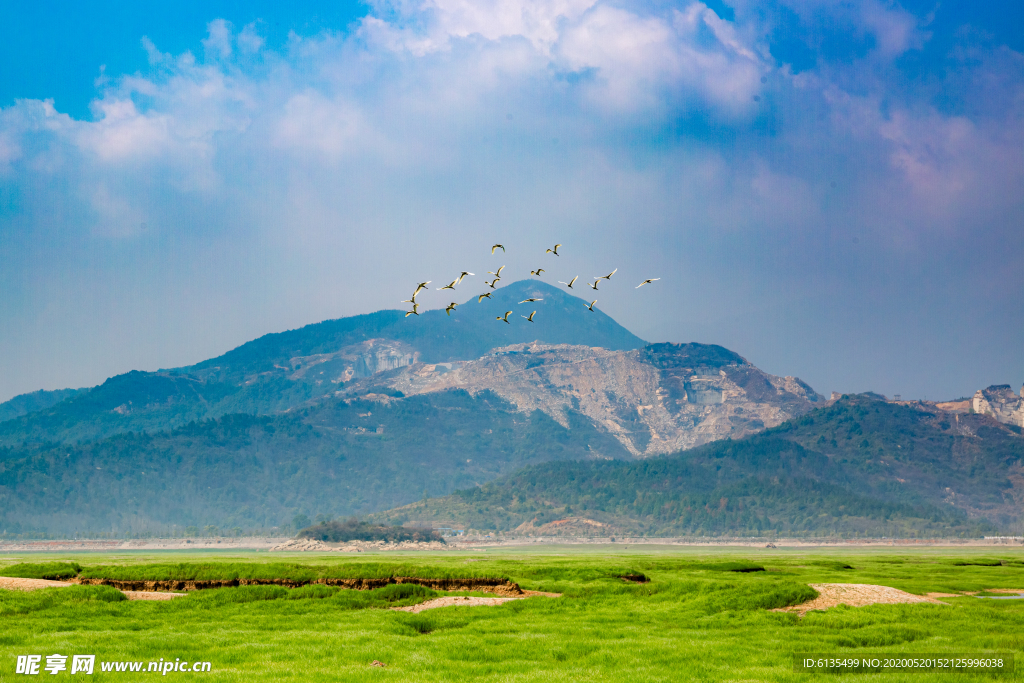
[972,385,1024,427]
[287,339,418,384]
[355,341,823,457]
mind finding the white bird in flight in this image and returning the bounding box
[586,300,597,311]
[587,280,599,291]
[405,303,420,317]
[413,282,431,296]
[445,302,458,316]
[595,268,617,281]
[522,311,536,322]
[488,265,505,278]
[559,276,578,289]
[478,292,492,302]
[530,268,545,276]
[491,244,505,254]
[545,244,562,256]
[456,271,474,284]
[497,311,512,324]
[438,280,457,290]
[520,298,542,303]
[636,278,660,288]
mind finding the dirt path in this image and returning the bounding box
[392,596,524,613]
[392,590,560,613]
[119,591,187,601]
[0,576,186,601]
[778,583,947,615]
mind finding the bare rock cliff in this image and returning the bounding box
[972,385,1024,427]
[350,341,823,457]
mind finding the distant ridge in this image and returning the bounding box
[0,388,85,423]
[0,280,645,446]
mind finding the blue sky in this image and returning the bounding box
[1,0,1022,402]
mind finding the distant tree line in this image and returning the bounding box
[296,518,444,543]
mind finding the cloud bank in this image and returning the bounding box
[1,0,1022,401]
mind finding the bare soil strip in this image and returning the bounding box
[392,596,525,613]
[73,576,523,595]
[119,591,187,601]
[0,576,73,591]
[0,576,185,600]
[778,583,948,615]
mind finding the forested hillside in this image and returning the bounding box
[0,390,629,537]
[0,388,85,423]
[373,395,1024,537]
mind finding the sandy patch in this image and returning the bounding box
[392,596,523,613]
[0,576,73,591]
[0,576,185,601]
[778,583,947,615]
[120,591,187,601]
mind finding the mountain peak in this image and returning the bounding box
[401,278,646,361]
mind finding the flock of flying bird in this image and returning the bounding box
[401,243,659,323]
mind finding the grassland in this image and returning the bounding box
[1,546,1023,681]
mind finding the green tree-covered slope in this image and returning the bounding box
[372,395,1024,537]
[0,389,630,537]
[0,388,86,423]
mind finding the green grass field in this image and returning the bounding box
[2,545,1023,681]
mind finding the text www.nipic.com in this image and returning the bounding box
[15,655,211,675]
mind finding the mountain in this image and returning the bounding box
[333,340,824,456]
[0,279,839,537]
[2,285,1020,539]
[371,394,1024,537]
[0,280,646,446]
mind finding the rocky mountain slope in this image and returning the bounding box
[0,280,645,446]
[971,385,1024,427]
[0,280,823,458]
[342,341,824,456]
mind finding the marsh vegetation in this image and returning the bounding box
[1,548,1022,681]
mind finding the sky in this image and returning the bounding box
[1,0,1022,403]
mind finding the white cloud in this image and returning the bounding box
[274,92,370,158]
[76,98,173,162]
[0,0,1023,404]
[203,19,234,60]
[858,0,927,57]
[238,22,266,54]
[426,0,596,51]
[769,0,928,60]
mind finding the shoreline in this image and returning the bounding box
[0,535,1021,553]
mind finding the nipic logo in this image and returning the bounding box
[16,655,93,675]
[15,654,210,675]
